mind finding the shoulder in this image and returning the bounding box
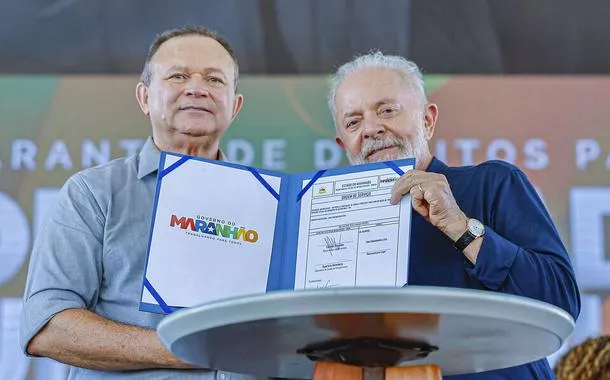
[441,160,536,201]
[441,161,542,219]
[448,159,521,175]
[445,160,525,184]
[68,155,138,191]
[58,155,139,212]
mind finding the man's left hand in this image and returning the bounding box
[390,170,468,242]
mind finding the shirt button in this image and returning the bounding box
[219,373,226,380]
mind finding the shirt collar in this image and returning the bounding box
[137,136,227,179]
[137,137,160,179]
[425,156,447,174]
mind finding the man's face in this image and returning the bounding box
[333,67,434,166]
[138,35,242,143]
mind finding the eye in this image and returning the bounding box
[168,73,187,80]
[208,76,225,85]
[345,119,360,130]
[378,106,398,117]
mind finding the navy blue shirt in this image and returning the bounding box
[409,158,580,379]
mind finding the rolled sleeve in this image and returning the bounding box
[20,174,105,354]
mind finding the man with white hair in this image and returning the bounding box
[329,52,581,379]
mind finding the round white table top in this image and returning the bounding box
[157,286,574,379]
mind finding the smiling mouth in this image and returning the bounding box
[180,107,213,114]
[367,145,398,159]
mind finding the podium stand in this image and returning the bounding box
[157,286,574,379]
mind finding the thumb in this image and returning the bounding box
[412,196,430,220]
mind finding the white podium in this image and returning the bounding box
[157,286,574,379]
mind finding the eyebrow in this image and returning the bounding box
[342,111,361,120]
[341,99,399,119]
[374,99,399,107]
[165,66,227,77]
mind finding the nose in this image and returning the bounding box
[184,77,210,98]
[362,117,385,139]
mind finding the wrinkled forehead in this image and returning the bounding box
[151,35,237,81]
[334,67,417,115]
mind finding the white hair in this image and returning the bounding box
[328,51,427,127]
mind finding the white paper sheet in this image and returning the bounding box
[294,165,413,289]
[143,157,281,307]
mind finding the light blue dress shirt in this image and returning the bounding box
[20,137,264,380]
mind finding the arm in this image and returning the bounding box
[27,308,193,371]
[20,174,197,371]
[391,168,580,320]
[461,169,580,320]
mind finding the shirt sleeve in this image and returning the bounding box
[19,173,105,355]
[464,168,581,320]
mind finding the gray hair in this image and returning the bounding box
[328,51,427,126]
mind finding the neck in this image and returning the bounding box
[153,132,220,159]
[417,151,433,171]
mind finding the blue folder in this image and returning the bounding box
[140,151,415,314]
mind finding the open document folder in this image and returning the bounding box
[139,152,415,313]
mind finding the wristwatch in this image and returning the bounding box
[454,218,485,252]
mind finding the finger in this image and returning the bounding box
[390,184,409,205]
[391,170,426,204]
[394,170,436,191]
[410,187,430,220]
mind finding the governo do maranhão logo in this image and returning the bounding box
[169,214,259,244]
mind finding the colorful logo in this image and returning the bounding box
[169,214,259,243]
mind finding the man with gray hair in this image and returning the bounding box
[329,52,580,379]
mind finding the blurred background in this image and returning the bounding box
[1,0,610,378]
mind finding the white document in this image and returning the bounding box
[294,165,413,289]
[142,154,281,309]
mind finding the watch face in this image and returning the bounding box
[468,218,485,237]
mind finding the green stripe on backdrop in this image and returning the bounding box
[0,76,59,135]
[425,75,450,96]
